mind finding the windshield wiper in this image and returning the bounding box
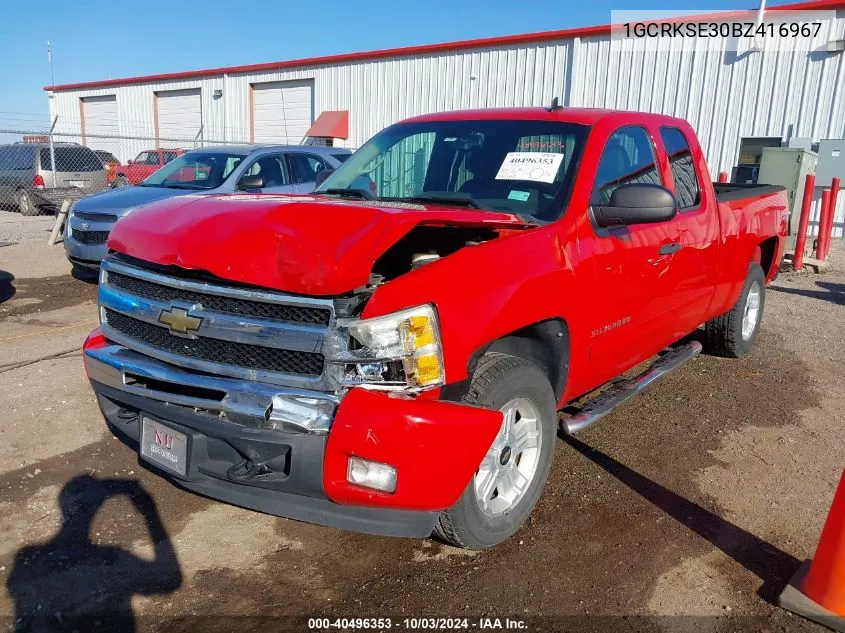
[322,187,374,200]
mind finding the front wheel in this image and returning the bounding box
[435,353,557,549]
[704,263,766,357]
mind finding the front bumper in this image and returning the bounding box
[84,336,502,538]
[63,212,113,266]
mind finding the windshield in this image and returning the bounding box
[315,119,590,222]
[141,152,245,190]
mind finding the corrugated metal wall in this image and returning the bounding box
[48,10,845,233]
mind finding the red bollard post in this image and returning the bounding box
[793,174,815,271]
[817,189,832,261]
[718,171,728,183]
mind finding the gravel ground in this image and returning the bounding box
[0,210,58,246]
[0,233,842,633]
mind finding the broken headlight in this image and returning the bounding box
[342,304,444,390]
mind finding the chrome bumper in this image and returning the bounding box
[84,343,339,434]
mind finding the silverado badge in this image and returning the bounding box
[158,306,203,335]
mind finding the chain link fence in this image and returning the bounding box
[0,122,358,216]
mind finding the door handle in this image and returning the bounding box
[658,242,682,256]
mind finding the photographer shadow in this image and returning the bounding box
[6,475,182,632]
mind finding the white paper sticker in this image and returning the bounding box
[495,152,564,184]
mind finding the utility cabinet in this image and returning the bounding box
[758,147,817,251]
[815,139,845,188]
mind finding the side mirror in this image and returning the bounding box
[126,160,133,165]
[314,169,335,188]
[593,184,677,228]
[237,175,265,190]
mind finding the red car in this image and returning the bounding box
[83,107,787,549]
[110,148,184,187]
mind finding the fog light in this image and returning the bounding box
[347,456,397,493]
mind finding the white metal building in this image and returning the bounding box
[46,0,845,233]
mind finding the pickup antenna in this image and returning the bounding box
[547,97,563,112]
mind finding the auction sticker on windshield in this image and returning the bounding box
[495,152,564,183]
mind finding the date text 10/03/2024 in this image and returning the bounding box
[307,617,528,630]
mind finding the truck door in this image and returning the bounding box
[586,125,683,384]
[656,126,719,334]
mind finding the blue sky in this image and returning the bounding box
[0,0,757,128]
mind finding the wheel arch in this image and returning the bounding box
[757,236,780,281]
[463,318,570,402]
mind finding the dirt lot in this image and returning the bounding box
[0,217,842,632]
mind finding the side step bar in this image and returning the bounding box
[560,341,703,435]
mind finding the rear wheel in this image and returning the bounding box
[704,264,766,357]
[435,353,557,549]
[17,190,39,216]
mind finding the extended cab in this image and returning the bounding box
[82,108,787,549]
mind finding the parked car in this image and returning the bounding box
[112,149,185,187]
[81,108,786,549]
[0,143,107,215]
[94,150,121,185]
[64,144,351,275]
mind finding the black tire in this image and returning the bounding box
[704,263,766,358]
[434,353,557,549]
[17,190,39,216]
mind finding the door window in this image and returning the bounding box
[592,126,661,205]
[660,127,701,210]
[289,154,331,184]
[244,154,291,187]
[162,151,179,164]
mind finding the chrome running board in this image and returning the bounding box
[560,341,703,435]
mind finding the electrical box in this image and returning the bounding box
[815,139,845,188]
[758,147,817,251]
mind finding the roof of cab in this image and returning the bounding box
[399,107,687,126]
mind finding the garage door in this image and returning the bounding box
[156,88,202,147]
[252,80,314,145]
[81,95,118,152]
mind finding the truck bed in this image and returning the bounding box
[712,182,786,203]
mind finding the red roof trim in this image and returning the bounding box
[44,0,844,92]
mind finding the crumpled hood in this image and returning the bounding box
[107,194,530,295]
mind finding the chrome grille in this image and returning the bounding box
[103,309,324,375]
[98,258,337,388]
[108,271,331,325]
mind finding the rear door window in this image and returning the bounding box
[591,126,662,205]
[660,127,701,209]
[39,147,103,172]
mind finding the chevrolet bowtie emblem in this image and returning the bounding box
[158,307,203,335]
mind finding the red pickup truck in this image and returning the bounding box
[111,148,184,187]
[82,107,787,549]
